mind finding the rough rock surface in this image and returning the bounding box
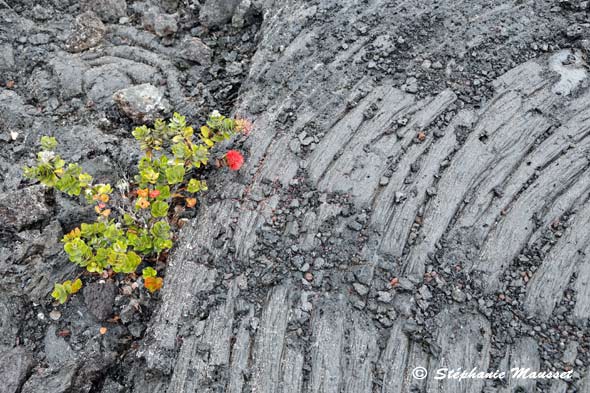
[0,347,34,393]
[83,281,116,321]
[80,0,127,23]
[112,83,170,123]
[200,0,241,28]
[2,0,590,392]
[0,186,51,232]
[65,11,106,53]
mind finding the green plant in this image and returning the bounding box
[24,112,250,303]
[51,278,83,304]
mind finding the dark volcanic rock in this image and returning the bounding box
[66,11,106,53]
[142,7,178,38]
[43,326,76,367]
[179,37,213,66]
[21,364,77,393]
[0,186,51,232]
[83,281,116,321]
[199,0,241,28]
[0,43,15,71]
[80,0,127,23]
[0,347,34,393]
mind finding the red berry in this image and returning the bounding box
[149,189,160,198]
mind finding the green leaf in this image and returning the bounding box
[123,214,135,226]
[172,142,190,159]
[182,126,194,139]
[86,260,105,273]
[103,225,122,241]
[140,167,160,184]
[112,240,128,253]
[132,125,150,141]
[56,174,81,196]
[165,165,185,184]
[53,157,65,169]
[142,267,157,278]
[170,112,186,131]
[191,145,209,168]
[62,280,73,293]
[155,185,170,199]
[127,229,152,253]
[150,221,171,239]
[64,238,92,265]
[187,179,207,193]
[150,201,169,218]
[200,126,210,138]
[112,251,142,274]
[70,278,83,294]
[153,238,173,253]
[78,173,92,187]
[40,136,58,151]
[51,283,68,304]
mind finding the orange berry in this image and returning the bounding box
[137,198,150,209]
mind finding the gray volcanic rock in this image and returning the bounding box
[66,11,106,53]
[112,84,169,123]
[80,0,127,23]
[0,43,15,71]
[3,0,590,392]
[21,364,77,393]
[83,281,116,321]
[199,0,241,28]
[178,37,213,65]
[43,326,76,368]
[0,347,34,393]
[142,7,178,37]
[0,186,51,232]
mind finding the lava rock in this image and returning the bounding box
[178,37,213,66]
[451,287,467,302]
[44,326,76,367]
[32,4,53,20]
[100,378,125,393]
[83,281,116,321]
[377,291,393,303]
[128,322,146,338]
[66,11,106,53]
[0,44,15,71]
[566,23,584,40]
[21,365,77,393]
[80,0,127,23]
[232,0,253,28]
[0,347,34,393]
[199,0,241,28]
[49,57,88,100]
[112,84,169,123]
[29,33,51,45]
[119,299,140,324]
[353,282,369,296]
[0,186,51,232]
[402,77,418,94]
[142,8,178,37]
